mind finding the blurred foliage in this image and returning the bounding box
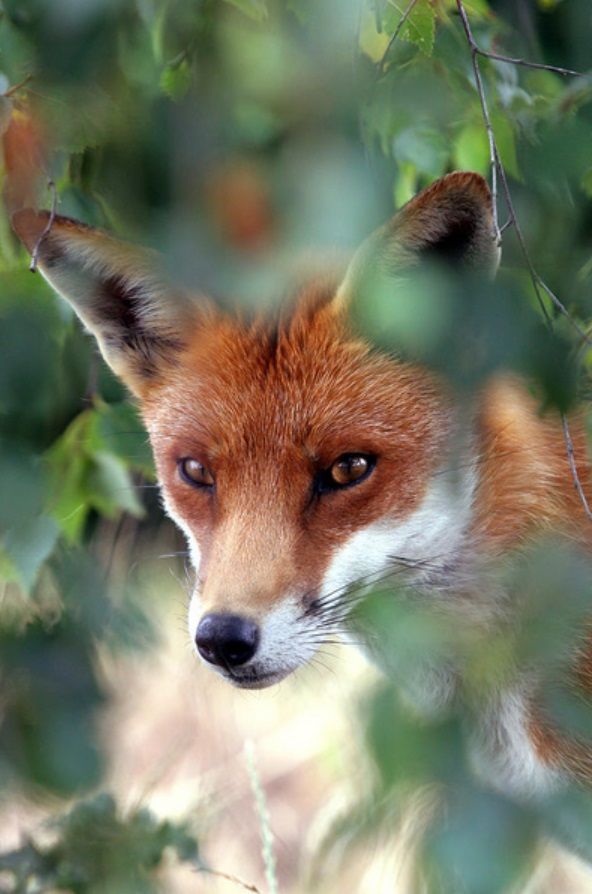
[0,792,199,893]
[0,0,592,891]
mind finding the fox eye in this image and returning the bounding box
[316,453,376,493]
[178,458,215,488]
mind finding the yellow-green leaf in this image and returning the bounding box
[160,59,191,101]
[384,0,436,57]
[453,122,489,174]
[492,113,520,180]
[223,0,268,22]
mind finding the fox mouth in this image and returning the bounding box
[223,667,290,689]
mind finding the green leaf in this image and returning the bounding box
[461,0,492,15]
[359,7,390,63]
[286,0,310,25]
[384,0,436,57]
[424,784,536,894]
[2,516,60,593]
[393,125,449,178]
[581,166,592,198]
[393,161,418,206]
[87,452,144,519]
[160,58,192,101]
[492,112,520,179]
[223,0,268,23]
[453,122,489,173]
[94,401,155,479]
[45,408,145,542]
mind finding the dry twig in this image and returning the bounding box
[474,48,582,79]
[29,179,57,272]
[198,868,262,893]
[4,74,33,98]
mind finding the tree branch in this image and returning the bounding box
[456,0,500,243]
[475,48,582,79]
[4,74,33,98]
[455,0,592,521]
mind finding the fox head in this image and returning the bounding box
[13,172,499,688]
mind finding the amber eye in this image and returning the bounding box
[178,458,215,488]
[316,453,376,494]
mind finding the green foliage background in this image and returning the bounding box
[0,0,592,891]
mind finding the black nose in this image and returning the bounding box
[195,613,260,668]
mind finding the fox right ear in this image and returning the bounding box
[336,171,501,309]
[12,210,204,397]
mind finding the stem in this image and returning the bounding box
[456,0,500,243]
[475,48,581,78]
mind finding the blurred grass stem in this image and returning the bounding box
[245,740,279,894]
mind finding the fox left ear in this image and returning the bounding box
[336,171,501,307]
[12,209,201,396]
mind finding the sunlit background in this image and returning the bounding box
[1,1,592,891]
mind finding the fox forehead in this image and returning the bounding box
[142,283,448,489]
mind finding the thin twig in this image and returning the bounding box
[475,48,582,78]
[378,0,421,75]
[456,0,500,243]
[456,0,592,520]
[562,415,592,521]
[4,74,33,97]
[29,179,57,272]
[198,868,262,893]
[496,152,592,347]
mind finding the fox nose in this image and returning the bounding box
[195,613,260,668]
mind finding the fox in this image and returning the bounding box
[12,170,592,804]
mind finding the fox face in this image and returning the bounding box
[145,298,455,687]
[13,172,500,689]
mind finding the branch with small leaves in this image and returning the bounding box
[455,0,592,521]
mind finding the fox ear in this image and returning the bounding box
[337,171,500,307]
[12,210,200,396]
